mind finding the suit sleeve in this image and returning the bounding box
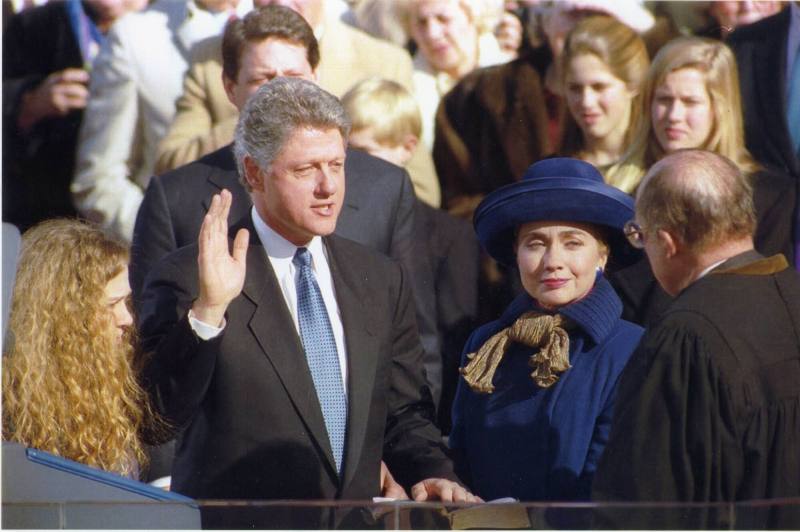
[382,261,458,488]
[139,250,220,434]
[154,43,237,173]
[130,175,178,307]
[591,319,743,528]
[71,23,145,243]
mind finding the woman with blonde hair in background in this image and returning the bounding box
[607,36,797,326]
[608,37,758,193]
[3,219,160,479]
[559,15,649,172]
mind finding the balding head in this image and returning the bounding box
[637,149,755,254]
[634,149,756,296]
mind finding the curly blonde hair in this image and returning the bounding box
[3,219,152,477]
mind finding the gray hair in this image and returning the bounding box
[636,149,755,252]
[233,78,350,191]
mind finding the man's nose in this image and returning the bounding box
[316,166,339,196]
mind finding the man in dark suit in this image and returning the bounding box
[593,150,800,529]
[728,3,800,268]
[130,5,439,374]
[728,3,799,179]
[139,77,476,528]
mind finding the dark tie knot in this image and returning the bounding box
[293,247,312,268]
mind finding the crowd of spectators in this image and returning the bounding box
[2,0,799,529]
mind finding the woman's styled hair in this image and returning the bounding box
[3,219,153,477]
[398,0,500,37]
[559,16,650,159]
[342,78,422,147]
[608,36,758,193]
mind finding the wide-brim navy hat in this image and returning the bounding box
[474,157,637,267]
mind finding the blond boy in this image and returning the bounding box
[342,78,423,170]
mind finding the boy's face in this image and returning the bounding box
[348,128,416,168]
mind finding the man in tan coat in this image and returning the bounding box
[155,0,441,206]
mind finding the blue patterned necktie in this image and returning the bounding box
[293,247,347,473]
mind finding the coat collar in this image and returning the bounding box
[500,274,623,346]
[712,251,789,276]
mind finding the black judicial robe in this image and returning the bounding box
[592,252,800,529]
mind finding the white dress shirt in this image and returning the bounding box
[190,207,349,391]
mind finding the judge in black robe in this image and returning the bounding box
[594,252,800,529]
[592,150,800,529]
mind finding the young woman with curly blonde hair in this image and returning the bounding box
[3,219,158,478]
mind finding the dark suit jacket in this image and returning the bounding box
[138,217,456,528]
[728,8,800,179]
[413,202,479,432]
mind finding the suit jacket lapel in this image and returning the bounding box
[234,218,339,478]
[325,236,380,489]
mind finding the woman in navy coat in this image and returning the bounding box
[449,158,644,505]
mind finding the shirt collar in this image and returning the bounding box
[250,206,324,263]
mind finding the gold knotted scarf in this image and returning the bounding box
[460,312,571,393]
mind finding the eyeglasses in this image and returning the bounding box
[623,220,646,249]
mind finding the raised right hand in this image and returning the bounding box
[192,189,249,327]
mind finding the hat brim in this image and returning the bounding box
[474,177,637,267]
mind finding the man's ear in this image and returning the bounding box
[243,156,265,192]
[402,134,419,155]
[657,228,679,258]
[222,72,237,106]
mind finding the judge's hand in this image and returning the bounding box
[192,189,249,326]
[411,478,482,503]
[380,461,409,500]
[17,68,90,132]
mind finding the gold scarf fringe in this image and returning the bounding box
[460,312,571,393]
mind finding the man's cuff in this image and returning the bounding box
[188,309,225,340]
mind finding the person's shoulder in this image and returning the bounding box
[588,318,644,373]
[156,146,236,185]
[6,1,67,33]
[752,167,797,191]
[186,33,223,63]
[331,19,411,60]
[611,319,645,342]
[443,54,542,113]
[727,7,789,47]
[111,0,188,36]
[345,147,407,185]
